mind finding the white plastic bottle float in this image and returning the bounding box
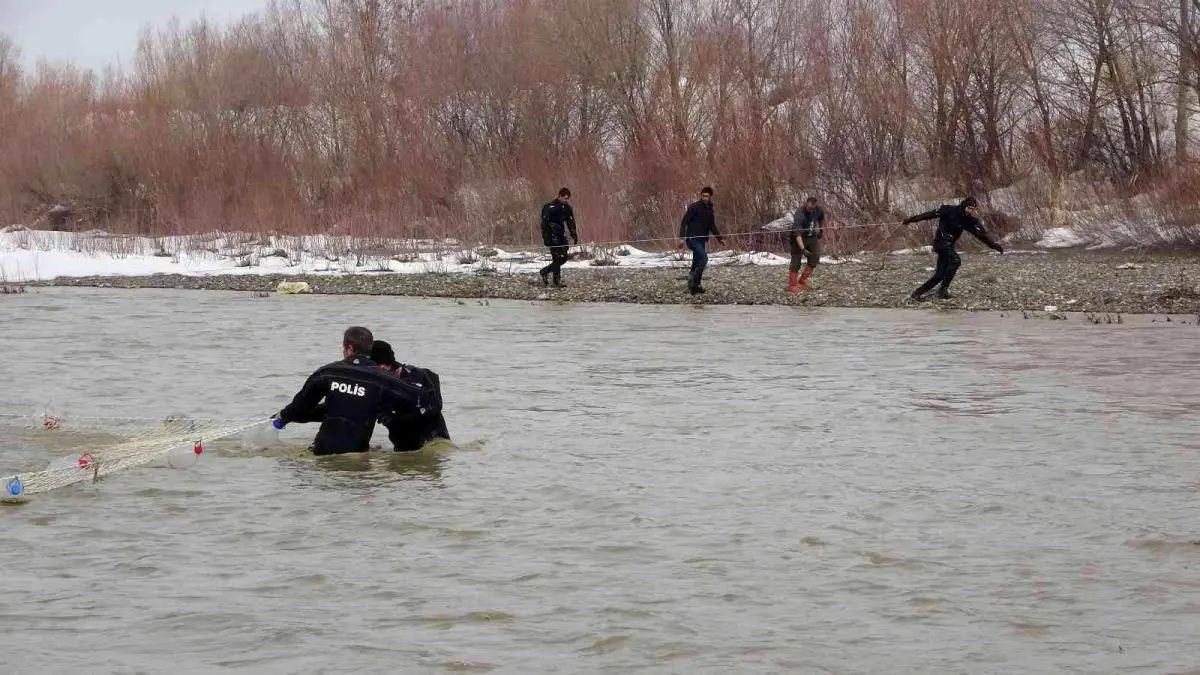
[2,477,25,504]
[241,418,283,451]
[152,440,204,469]
[45,452,97,473]
[169,440,204,469]
[33,400,63,430]
[42,442,205,473]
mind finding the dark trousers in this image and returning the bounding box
[310,419,373,456]
[686,238,708,289]
[540,245,570,283]
[789,235,820,272]
[389,413,451,452]
[913,247,961,296]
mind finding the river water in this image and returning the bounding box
[0,287,1198,674]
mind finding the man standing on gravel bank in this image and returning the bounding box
[789,196,824,292]
[678,186,726,294]
[540,187,579,288]
[902,196,1004,300]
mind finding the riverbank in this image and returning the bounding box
[29,250,1200,315]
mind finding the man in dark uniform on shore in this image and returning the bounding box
[271,327,440,455]
[677,186,726,294]
[539,187,579,288]
[902,196,1004,300]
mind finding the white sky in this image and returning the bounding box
[0,0,268,72]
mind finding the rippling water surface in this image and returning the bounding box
[1,287,1198,674]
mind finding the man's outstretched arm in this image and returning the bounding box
[902,207,942,224]
[277,370,329,424]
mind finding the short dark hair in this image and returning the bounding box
[558,187,571,198]
[805,196,818,204]
[700,186,713,196]
[370,339,397,367]
[343,326,374,355]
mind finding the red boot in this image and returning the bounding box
[799,265,814,288]
[787,270,799,293]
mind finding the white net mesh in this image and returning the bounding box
[1,414,266,496]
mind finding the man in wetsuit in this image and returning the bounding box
[539,187,579,288]
[285,339,451,452]
[370,340,451,452]
[677,186,726,294]
[902,196,1004,301]
[272,326,439,455]
[788,196,824,292]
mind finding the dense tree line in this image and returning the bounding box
[1,0,1198,248]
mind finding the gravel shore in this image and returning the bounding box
[29,250,1200,315]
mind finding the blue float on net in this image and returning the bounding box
[5,478,23,498]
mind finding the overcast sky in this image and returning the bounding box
[1,0,268,72]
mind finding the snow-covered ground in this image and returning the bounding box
[0,221,1104,285]
[1033,227,1092,249]
[0,227,824,283]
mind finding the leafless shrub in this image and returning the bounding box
[0,0,1196,251]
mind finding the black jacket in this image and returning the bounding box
[679,200,722,241]
[384,364,451,452]
[290,364,451,452]
[541,199,578,247]
[792,206,824,240]
[277,354,437,455]
[903,204,1003,252]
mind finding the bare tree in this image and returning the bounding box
[0,0,1193,245]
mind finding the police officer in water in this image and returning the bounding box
[272,326,441,455]
[369,339,451,451]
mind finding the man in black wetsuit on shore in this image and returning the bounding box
[272,327,439,455]
[539,187,579,288]
[370,340,451,452]
[902,196,1004,301]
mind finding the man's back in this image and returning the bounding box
[279,355,428,455]
[382,365,450,451]
[542,199,575,243]
[906,203,985,249]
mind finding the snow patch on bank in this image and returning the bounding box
[1034,227,1091,249]
[0,228,819,283]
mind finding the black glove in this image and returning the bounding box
[992,243,1004,253]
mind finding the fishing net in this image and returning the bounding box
[0,413,267,498]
